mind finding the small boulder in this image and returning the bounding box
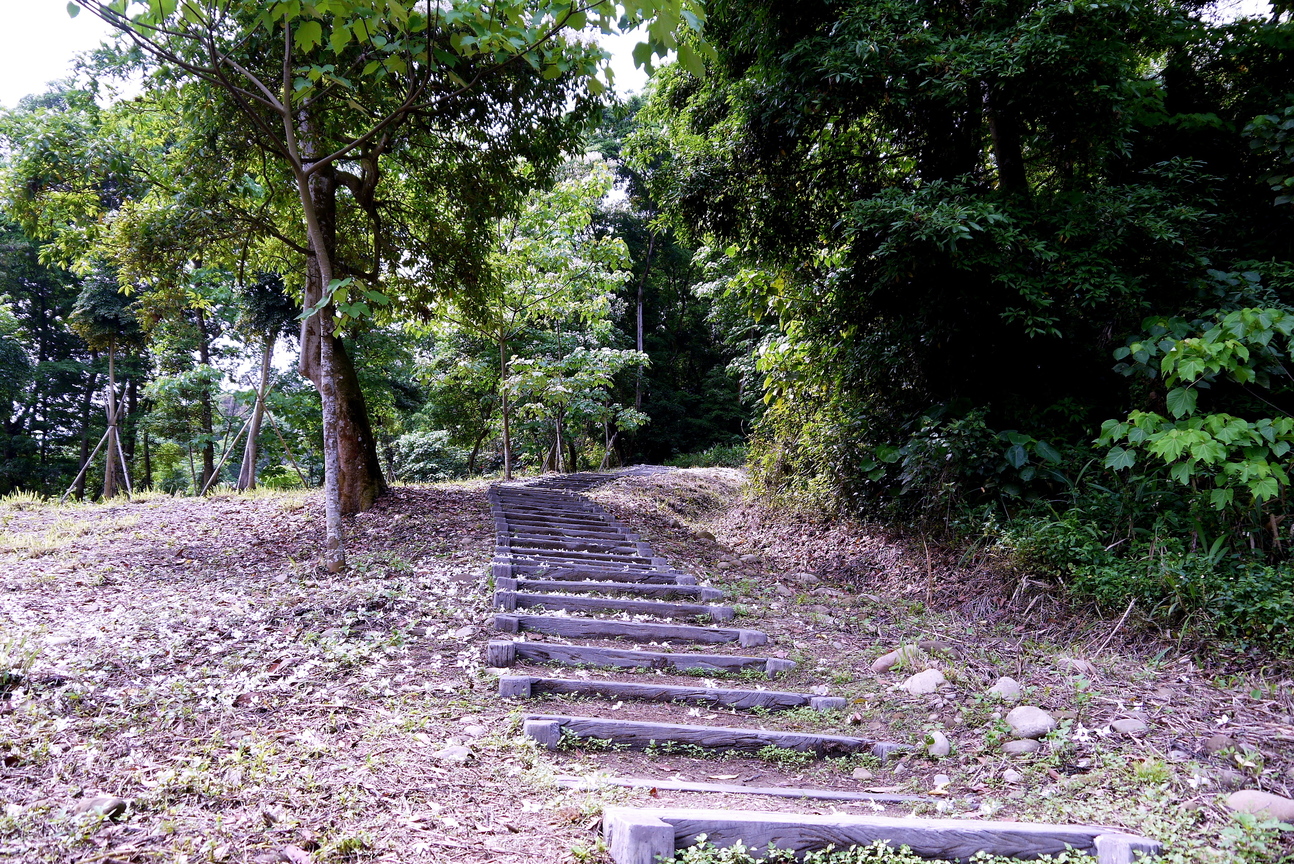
[696,530,716,541]
[1204,733,1238,755]
[851,767,874,780]
[1002,768,1024,784]
[1225,790,1294,821]
[716,561,733,570]
[986,677,1022,701]
[871,645,920,674]
[739,554,761,563]
[1005,706,1057,739]
[1111,718,1149,736]
[451,625,475,640]
[774,583,794,598]
[72,796,128,820]
[1057,657,1097,676]
[794,572,820,585]
[925,730,951,758]
[900,669,946,695]
[1002,739,1042,756]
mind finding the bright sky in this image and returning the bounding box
[0,0,1277,109]
[0,3,650,109]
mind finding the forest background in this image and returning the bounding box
[0,0,1291,649]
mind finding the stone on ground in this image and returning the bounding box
[72,796,128,819]
[925,729,950,757]
[1204,733,1239,755]
[1111,717,1149,736]
[1006,705,1057,739]
[1225,790,1294,821]
[1002,739,1042,756]
[986,676,1021,701]
[900,668,946,695]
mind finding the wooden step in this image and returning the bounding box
[506,527,639,542]
[494,591,735,622]
[494,614,767,647]
[498,547,656,565]
[554,775,933,805]
[502,537,646,555]
[521,714,901,758]
[493,560,681,580]
[601,807,1160,864]
[501,676,843,711]
[495,577,722,602]
[487,640,793,676]
[502,674,825,708]
[505,566,694,585]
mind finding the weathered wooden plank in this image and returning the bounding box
[601,807,1161,864]
[507,527,639,542]
[554,775,935,805]
[493,614,767,647]
[507,566,693,585]
[496,577,723,602]
[494,591,735,622]
[487,640,793,675]
[502,537,643,555]
[499,545,653,564]
[523,714,897,758]
[495,512,617,528]
[493,560,678,580]
[501,675,842,711]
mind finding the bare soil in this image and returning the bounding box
[1,471,1292,864]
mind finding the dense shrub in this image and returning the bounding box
[391,430,469,483]
[666,443,749,468]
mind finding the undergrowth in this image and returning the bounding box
[674,838,1098,864]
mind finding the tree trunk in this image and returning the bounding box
[499,334,513,480]
[75,359,98,502]
[297,141,387,520]
[985,83,1028,194]
[468,429,488,475]
[102,347,120,500]
[635,232,655,412]
[142,428,152,491]
[237,338,273,491]
[196,308,216,491]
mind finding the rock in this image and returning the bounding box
[1168,749,1190,762]
[793,572,819,585]
[1225,790,1294,821]
[1208,768,1247,790]
[986,677,1021,701]
[716,561,732,570]
[740,554,761,563]
[918,640,954,655]
[696,531,716,541]
[1057,656,1097,676]
[900,669,946,696]
[1002,739,1042,756]
[1002,768,1024,784]
[1204,733,1238,755]
[452,625,475,640]
[72,796,128,820]
[871,645,919,674]
[851,767,874,780]
[432,746,473,763]
[774,583,794,598]
[925,730,951,757]
[1006,706,1057,739]
[932,773,951,789]
[1111,718,1149,736]
[462,725,487,738]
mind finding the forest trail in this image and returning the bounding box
[485,470,1161,862]
[0,472,1291,863]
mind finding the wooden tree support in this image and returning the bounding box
[521,714,902,759]
[493,614,768,646]
[501,676,842,711]
[494,576,722,601]
[601,807,1160,864]
[486,640,793,676]
[493,591,735,622]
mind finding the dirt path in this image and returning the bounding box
[1,473,1291,863]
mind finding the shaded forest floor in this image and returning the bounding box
[0,473,1291,863]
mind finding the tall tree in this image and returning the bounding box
[73,0,704,569]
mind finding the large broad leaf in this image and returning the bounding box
[1034,440,1062,464]
[1165,387,1197,419]
[1104,447,1135,471]
[1004,444,1028,469]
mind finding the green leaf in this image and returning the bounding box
[67,2,80,18]
[1104,447,1135,471]
[1004,444,1028,469]
[295,20,323,52]
[1034,440,1062,464]
[678,43,705,78]
[1210,487,1234,509]
[1165,387,1197,419]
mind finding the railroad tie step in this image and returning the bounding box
[553,775,937,806]
[498,566,695,586]
[600,807,1161,864]
[493,614,767,646]
[501,676,842,711]
[520,713,903,759]
[494,576,723,602]
[493,590,735,622]
[486,640,793,676]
